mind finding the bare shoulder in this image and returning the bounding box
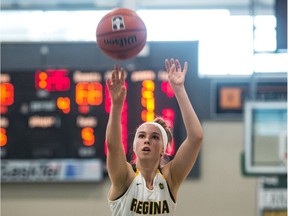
[108,162,135,201]
[161,161,181,201]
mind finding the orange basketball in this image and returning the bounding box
[96,8,147,60]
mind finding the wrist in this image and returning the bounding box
[171,84,185,92]
[111,102,124,113]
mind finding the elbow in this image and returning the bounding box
[198,128,204,141]
[194,129,204,146]
[186,130,203,148]
[105,136,113,151]
[106,139,122,154]
[106,139,115,152]
[197,136,203,147]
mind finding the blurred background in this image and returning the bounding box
[1,0,287,216]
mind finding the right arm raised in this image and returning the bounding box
[105,65,134,200]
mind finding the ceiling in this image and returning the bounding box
[1,0,276,15]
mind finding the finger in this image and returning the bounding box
[120,67,125,82]
[106,78,111,87]
[175,59,181,72]
[170,63,176,73]
[114,64,119,81]
[114,64,118,71]
[183,61,188,75]
[113,64,118,74]
[120,86,127,96]
[170,58,175,66]
[165,59,170,72]
[111,71,116,81]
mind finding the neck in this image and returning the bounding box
[136,160,159,189]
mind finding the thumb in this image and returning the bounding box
[119,86,127,98]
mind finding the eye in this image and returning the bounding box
[138,133,145,138]
[152,135,160,140]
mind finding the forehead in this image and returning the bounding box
[137,124,160,133]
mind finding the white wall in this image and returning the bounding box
[1,121,258,216]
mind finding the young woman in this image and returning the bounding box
[105,58,203,216]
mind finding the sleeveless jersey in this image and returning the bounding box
[108,169,177,216]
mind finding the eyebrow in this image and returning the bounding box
[137,131,161,136]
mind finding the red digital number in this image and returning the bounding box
[35,69,70,91]
[161,81,174,98]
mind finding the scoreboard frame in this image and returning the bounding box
[0,67,200,182]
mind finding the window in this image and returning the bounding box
[1,9,286,76]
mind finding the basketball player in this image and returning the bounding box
[106,59,203,216]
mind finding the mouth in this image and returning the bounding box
[142,147,151,152]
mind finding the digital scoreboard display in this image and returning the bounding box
[0,68,183,182]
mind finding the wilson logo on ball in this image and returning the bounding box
[112,16,125,31]
[104,35,137,47]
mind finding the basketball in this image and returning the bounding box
[96,8,147,60]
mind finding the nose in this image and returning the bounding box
[144,137,150,145]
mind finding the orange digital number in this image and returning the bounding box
[76,82,103,106]
[81,127,95,146]
[141,80,155,122]
[0,83,14,106]
[0,128,7,147]
[57,97,70,113]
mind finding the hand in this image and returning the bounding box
[165,58,188,88]
[106,65,127,105]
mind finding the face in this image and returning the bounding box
[134,124,164,161]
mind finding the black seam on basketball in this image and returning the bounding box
[102,13,144,20]
[97,29,146,37]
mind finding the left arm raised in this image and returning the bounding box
[163,59,203,193]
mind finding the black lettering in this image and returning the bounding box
[119,38,126,46]
[29,167,36,176]
[130,199,170,215]
[45,167,58,177]
[136,201,143,214]
[130,198,137,211]
[162,200,170,213]
[149,201,153,214]
[128,35,137,44]
[154,201,161,214]
[143,201,149,214]
[104,35,137,47]
[21,168,29,177]
[11,167,19,176]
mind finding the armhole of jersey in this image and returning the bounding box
[112,189,127,201]
[109,164,138,201]
[131,163,137,172]
[159,168,176,203]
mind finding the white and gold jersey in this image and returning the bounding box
[108,169,176,216]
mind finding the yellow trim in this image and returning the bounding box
[135,169,164,179]
[157,169,166,180]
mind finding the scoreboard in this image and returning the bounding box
[0,68,183,182]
